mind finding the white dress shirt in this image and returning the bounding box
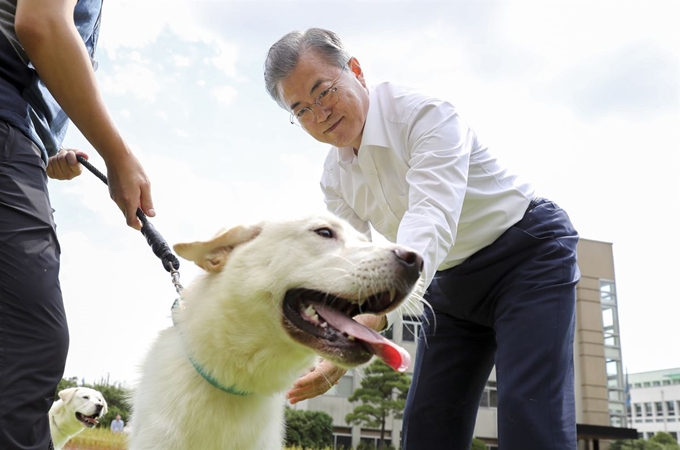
[321,82,535,293]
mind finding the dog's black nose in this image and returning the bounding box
[95,404,103,413]
[393,248,424,283]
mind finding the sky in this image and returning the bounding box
[51,0,679,386]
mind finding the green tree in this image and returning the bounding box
[471,437,487,450]
[345,359,411,449]
[610,440,648,450]
[648,432,680,450]
[284,407,333,449]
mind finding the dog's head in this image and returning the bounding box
[174,213,423,372]
[57,387,108,428]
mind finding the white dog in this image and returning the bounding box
[128,213,423,450]
[49,387,108,450]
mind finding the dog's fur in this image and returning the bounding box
[128,213,422,450]
[49,387,108,450]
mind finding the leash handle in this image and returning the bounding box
[76,155,180,273]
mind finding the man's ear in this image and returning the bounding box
[348,57,366,87]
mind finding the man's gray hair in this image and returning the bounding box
[264,28,351,110]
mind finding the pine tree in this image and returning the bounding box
[345,359,411,449]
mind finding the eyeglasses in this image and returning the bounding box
[289,78,341,127]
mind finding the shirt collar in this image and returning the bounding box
[337,86,389,166]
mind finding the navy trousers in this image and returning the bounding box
[402,198,579,450]
[0,122,68,450]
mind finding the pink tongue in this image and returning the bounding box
[314,304,411,372]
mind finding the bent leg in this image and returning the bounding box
[402,280,496,450]
[494,232,579,450]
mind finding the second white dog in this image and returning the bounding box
[49,387,108,450]
[128,213,423,450]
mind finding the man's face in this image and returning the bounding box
[279,50,369,150]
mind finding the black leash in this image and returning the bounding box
[75,155,181,278]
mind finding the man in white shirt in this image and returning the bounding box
[265,28,580,450]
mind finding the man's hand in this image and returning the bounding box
[105,152,155,231]
[46,148,88,180]
[287,359,347,404]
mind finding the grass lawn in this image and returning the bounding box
[64,427,333,449]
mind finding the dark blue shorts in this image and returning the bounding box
[0,121,68,450]
[402,198,579,450]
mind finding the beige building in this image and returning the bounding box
[293,238,638,449]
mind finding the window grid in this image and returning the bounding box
[401,315,421,342]
[600,279,626,428]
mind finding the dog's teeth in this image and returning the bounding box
[321,322,328,328]
[348,336,355,341]
[303,304,316,318]
[301,304,325,324]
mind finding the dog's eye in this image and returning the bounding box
[83,396,89,399]
[314,227,335,239]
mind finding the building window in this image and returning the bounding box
[635,404,642,417]
[327,371,354,397]
[644,403,653,417]
[402,315,421,342]
[334,434,352,450]
[600,280,626,427]
[380,326,393,340]
[479,381,498,408]
[360,437,392,448]
[671,432,678,441]
[655,402,664,416]
[609,390,624,401]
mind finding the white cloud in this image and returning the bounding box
[212,84,238,106]
[99,1,242,80]
[99,63,161,102]
[208,41,240,78]
[172,54,192,67]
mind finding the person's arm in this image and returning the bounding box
[396,100,474,288]
[15,0,154,229]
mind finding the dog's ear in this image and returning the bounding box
[174,224,262,273]
[58,387,78,403]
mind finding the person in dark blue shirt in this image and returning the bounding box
[0,1,155,448]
